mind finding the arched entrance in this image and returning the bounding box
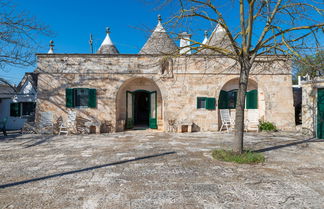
[116,77,162,131]
[218,78,259,131]
[218,78,258,109]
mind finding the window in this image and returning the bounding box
[228,89,238,109]
[22,102,36,116]
[10,102,36,117]
[197,97,207,109]
[10,103,21,117]
[219,90,237,109]
[75,88,89,107]
[66,88,97,108]
[197,97,216,110]
[218,89,258,109]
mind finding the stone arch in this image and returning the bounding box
[218,77,258,94]
[217,77,264,131]
[115,77,163,131]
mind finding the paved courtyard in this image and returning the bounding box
[0,131,323,209]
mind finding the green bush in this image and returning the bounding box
[212,149,265,164]
[258,121,277,132]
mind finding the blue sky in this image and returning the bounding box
[2,0,187,84]
[1,0,322,84]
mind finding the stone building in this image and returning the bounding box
[35,17,295,133]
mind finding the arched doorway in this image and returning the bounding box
[218,78,259,131]
[116,77,162,131]
[218,78,258,109]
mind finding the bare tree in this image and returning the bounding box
[0,0,51,70]
[162,0,323,153]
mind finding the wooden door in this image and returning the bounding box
[149,91,157,129]
[317,89,324,139]
[126,91,134,129]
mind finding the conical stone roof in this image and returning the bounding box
[200,25,232,54]
[139,15,178,55]
[97,27,119,54]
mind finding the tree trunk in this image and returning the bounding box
[233,58,251,154]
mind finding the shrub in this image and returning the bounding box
[212,149,265,164]
[258,121,277,132]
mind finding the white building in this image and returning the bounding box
[0,73,37,130]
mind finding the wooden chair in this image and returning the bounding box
[58,117,74,135]
[59,122,69,135]
[219,109,234,132]
[246,109,259,132]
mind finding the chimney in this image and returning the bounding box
[179,32,192,54]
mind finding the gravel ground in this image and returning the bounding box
[0,131,323,209]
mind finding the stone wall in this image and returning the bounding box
[35,54,295,133]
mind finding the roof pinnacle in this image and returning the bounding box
[89,34,93,54]
[202,31,209,44]
[48,40,54,54]
[154,14,166,33]
[106,27,111,34]
[204,31,208,38]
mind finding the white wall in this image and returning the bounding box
[0,98,27,130]
[0,79,36,130]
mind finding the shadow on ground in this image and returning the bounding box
[254,137,322,153]
[23,135,56,148]
[0,134,57,148]
[0,151,176,189]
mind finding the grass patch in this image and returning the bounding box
[212,149,265,164]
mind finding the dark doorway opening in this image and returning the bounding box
[134,91,150,129]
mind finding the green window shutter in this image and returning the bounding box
[66,88,74,108]
[197,97,200,109]
[246,89,258,109]
[10,103,21,117]
[246,90,251,109]
[88,88,97,108]
[218,90,228,109]
[206,98,216,110]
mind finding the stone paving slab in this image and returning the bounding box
[0,131,323,209]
